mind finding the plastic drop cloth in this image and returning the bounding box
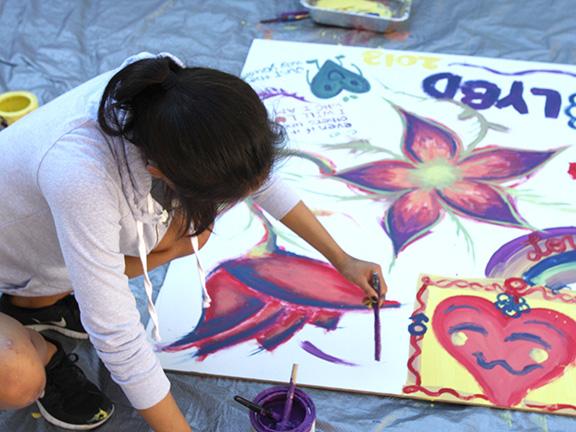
[1,0,575,430]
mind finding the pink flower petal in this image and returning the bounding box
[336,160,416,192]
[438,180,523,226]
[459,147,561,181]
[383,189,442,254]
[400,110,461,163]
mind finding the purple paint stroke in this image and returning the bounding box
[485,227,576,276]
[448,63,576,79]
[372,273,381,361]
[258,87,310,102]
[300,341,357,366]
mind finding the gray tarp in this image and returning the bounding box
[0,0,575,430]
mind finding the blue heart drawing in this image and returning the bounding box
[309,60,371,99]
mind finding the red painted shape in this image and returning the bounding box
[164,253,400,358]
[569,162,576,179]
[503,277,528,302]
[433,295,576,407]
[527,231,576,262]
[237,252,369,306]
[203,270,258,320]
[256,308,309,349]
[310,309,343,330]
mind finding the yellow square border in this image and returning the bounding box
[402,275,576,416]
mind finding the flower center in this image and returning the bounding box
[410,159,461,189]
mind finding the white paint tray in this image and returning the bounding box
[300,0,412,33]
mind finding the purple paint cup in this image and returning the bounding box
[250,386,316,432]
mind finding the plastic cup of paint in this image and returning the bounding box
[0,91,39,125]
[250,386,316,432]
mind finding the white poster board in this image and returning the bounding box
[151,40,576,412]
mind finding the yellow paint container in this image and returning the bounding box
[301,0,411,32]
[0,91,39,125]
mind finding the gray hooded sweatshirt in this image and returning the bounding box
[0,53,300,409]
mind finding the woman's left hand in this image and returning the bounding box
[335,255,388,305]
[278,202,388,306]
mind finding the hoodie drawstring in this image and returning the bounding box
[137,195,210,342]
[190,235,211,308]
[136,219,161,342]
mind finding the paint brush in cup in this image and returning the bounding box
[233,395,282,422]
[372,272,382,361]
[278,363,299,430]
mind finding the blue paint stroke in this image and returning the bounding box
[523,250,576,288]
[566,93,576,130]
[221,249,401,310]
[311,314,340,330]
[408,312,429,336]
[300,341,357,366]
[184,297,264,341]
[472,352,542,375]
[194,309,286,357]
[448,323,488,335]
[524,320,566,338]
[504,332,551,349]
[259,317,307,351]
[494,293,531,319]
[443,304,480,314]
[448,63,576,79]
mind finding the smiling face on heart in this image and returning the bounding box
[432,295,576,407]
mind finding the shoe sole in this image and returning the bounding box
[36,401,115,430]
[25,324,89,340]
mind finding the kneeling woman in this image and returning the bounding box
[0,52,386,431]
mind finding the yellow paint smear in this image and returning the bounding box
[315,0,393,17]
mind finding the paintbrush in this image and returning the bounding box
[372,272,382,361]
[233,395,282,422]
[260,10,310,24]
[278,363,299,430]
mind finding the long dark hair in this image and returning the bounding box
[98,56,285,236]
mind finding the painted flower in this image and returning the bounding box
[162,233,399,359]
[334,109,563,255]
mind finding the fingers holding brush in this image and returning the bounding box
[358,266,388,308]
[337,255,388,303]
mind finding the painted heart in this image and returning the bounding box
[433,295,576,407]
[310,60,371,99]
